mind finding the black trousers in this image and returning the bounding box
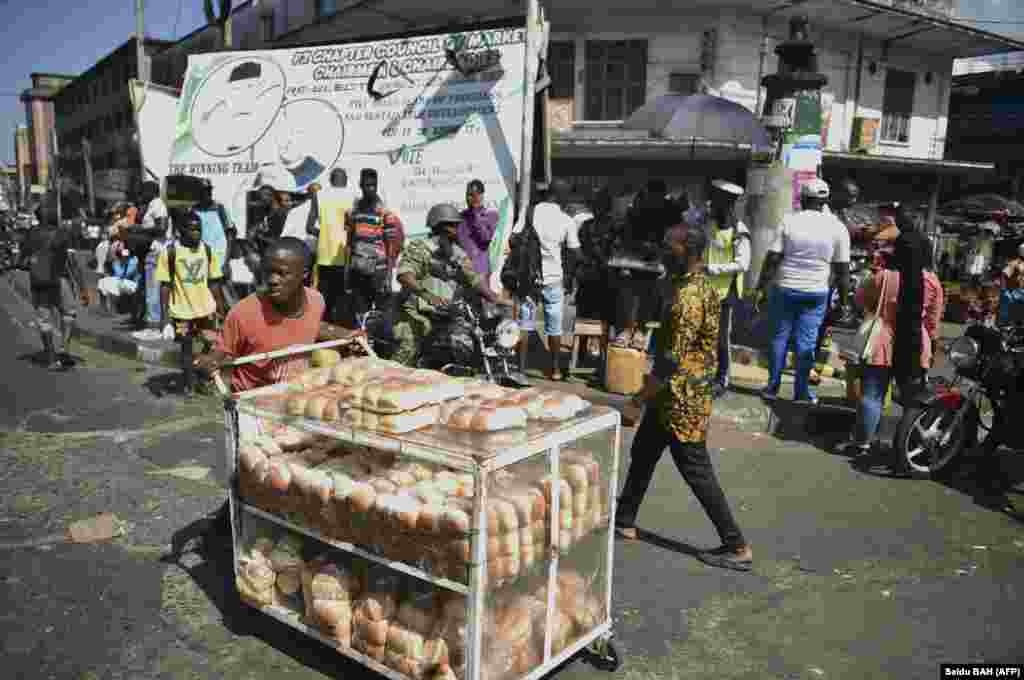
[318,265,348,325]
[614,272,661,330]
[345,269,388,328]
[617,408,746,550]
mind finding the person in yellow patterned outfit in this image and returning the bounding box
[615,223,753,572]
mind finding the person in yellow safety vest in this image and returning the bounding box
[701,180,751,399]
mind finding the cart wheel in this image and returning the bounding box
[583,636,621,672]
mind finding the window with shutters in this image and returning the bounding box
[585,40,647,120]
[548,41,575,99]
[881,69,916,143]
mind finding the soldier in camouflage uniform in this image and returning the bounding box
[393,204,504,366]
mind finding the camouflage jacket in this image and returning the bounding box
[397,236,483,315]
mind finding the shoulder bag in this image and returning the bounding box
[851,270,890,363]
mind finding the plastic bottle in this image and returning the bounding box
[519,297,537,332]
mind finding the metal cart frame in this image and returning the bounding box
[216,338,622,679]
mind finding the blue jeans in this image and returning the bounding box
[998,289,1024,324]
[855,365,890,445]
[540,283,564,336]
[767,286,829,400]
[145,250,162,327]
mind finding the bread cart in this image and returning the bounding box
[215,340,622,680]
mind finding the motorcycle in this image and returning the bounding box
[892,322,1024,479]
[368,296,528,387]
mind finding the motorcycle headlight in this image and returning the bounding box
[948,336,979,371]
[495,319,520,350]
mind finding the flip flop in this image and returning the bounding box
[615,526,638,540]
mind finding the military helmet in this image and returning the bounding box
[427,203,462,230]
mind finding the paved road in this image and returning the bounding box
[0,280,1021,680]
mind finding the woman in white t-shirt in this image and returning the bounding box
[753,179,851,403]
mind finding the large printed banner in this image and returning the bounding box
[131,80,180,184]
[169,27,527,247]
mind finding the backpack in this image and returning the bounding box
[500,204,542,299]
[348,206,390,277]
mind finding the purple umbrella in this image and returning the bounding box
[622,94,772,148]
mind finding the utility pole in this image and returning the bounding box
[135,0,150,82]
[51,128,61,226]
[83,138,95,216]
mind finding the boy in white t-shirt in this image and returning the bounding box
[753,178,851,403]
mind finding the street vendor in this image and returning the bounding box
[393,203,506,366]
[193,236,364,392]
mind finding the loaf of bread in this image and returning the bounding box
[533,392,589,422]
[341,378,446,415]
[237,557,278,608]
[329,357,408,386]
[343,405,440,434]
[441,403,528,432]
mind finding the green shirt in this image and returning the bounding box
[397,236,484,315]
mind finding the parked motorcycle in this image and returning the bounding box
[892,322,1024,479]
[367,297,527,387]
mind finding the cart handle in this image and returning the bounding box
[210,336,376,399]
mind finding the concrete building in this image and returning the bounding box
[209,0,1024,209]
[14,125,31,206]
[946,59,1024,201]
[19,73,75,191]
[52,37,173,206]
[151,2,255,90]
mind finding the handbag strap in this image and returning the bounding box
[873,270,889,317]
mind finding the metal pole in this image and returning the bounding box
[135,0,149,82]
[51,127,61,226]
[83,138,96,216]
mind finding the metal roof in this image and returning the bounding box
[541,0,1024,58]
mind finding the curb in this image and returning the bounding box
[731,344,847,384]
[4,271,181,369]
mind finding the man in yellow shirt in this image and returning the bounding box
[157,209,227,397]
[309,168,353,323]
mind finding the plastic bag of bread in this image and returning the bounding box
[435,593,468,679]
[268,534,304,599]
[310,562,360,645]
[291,366,332,390]
[351,578,399,660]
[329,356,408,386]
[482,596,533,680]
[237,556,278,608]
[442,403,528,432]
[343,404,440,434]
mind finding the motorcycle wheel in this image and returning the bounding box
[892,402,973,479]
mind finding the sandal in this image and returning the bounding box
[615,525,638,540]
[696,545,753,572]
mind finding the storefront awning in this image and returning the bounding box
[552,130,994,175]
[822,151,994,174]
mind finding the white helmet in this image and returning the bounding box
[254,164,297,193]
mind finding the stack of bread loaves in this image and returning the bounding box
[272,359,467,433]
[236,523,604,680]
[438,385,590,433]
